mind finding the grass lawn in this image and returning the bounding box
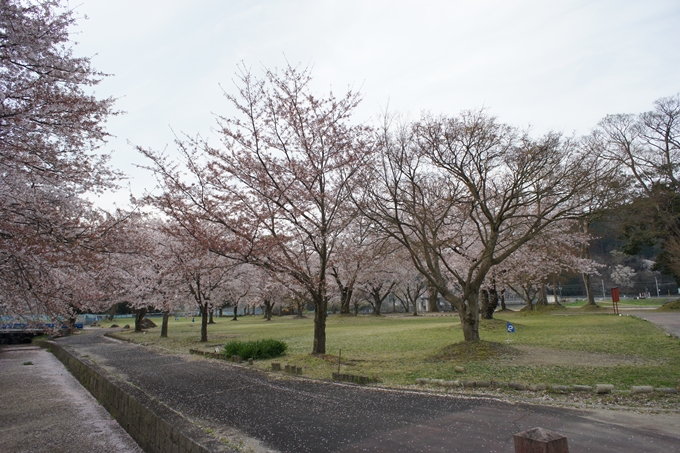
[98,309,680,390]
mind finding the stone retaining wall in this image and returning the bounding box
[36,340,230,453]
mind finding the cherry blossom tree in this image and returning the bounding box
[495,223,599,311]
[140,64,372,354]
[0,0,119,321]
[360,111,612,341]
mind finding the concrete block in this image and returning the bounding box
[594,384,614,394]
[529,384,547,391]
[656,387,678,394]
[415,378,430,385]
[462,380,476,388]
[430,379,445,386]
[509,382,527,391]
[476,380,491,388]
[550,385,570,393]
[454,366,466,373]
[513,427,569,453]
[630,385,654,394]
[572,385,592,392]
[271,362,281,371]
[442,380,460,388]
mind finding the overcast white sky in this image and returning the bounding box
[72,0,680,208]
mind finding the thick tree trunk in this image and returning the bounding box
[312,298,327,354]
[218,308,223,317]
[536,285,548,307]
[161,312,169,337]
[134,307,147,333]
[371,296,383,316]
[232,303,238,321]
[200,303,208,342]
[480,289,492,319]
[340,287,352,314]
[263,298,273,321]
[480,288,498,319]
[208,306,215,324]
[460,292,480,342]
[500,289,506,310]
[426,281,440,312]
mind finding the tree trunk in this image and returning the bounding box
[499,289,506,310]
[67,313,77,333]
[480,289,491,319]
[312,298,327,354]
[107,304,116,321]
[580,218,597,306]
[426,281,440,312]
[460,294,480,341]
[480,288,498,319]
[583,273,596,305]
[536,285,548,307]
[525,287,535,310]
[200,303,208,342]
[263,298,273,321]
[134,307,147,333]
[161,312,169,337]
[232,303,238,321]
[208,306,215,324]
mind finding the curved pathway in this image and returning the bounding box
[629,311,680,337]
[56,331,680,453]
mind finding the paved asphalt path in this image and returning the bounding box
[0,344,142,453]
[629,311,680,337]
[58,331,680,453]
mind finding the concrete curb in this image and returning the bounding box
[35,340,232,453]
[415,377,680,396]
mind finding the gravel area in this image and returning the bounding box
[56,330,680,453]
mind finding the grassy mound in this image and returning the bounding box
[430,340,519,363]
[656,299,680,311]
[223,339,287,360]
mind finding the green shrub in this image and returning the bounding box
[223,339,287,360]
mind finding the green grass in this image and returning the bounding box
[100,312,680,390]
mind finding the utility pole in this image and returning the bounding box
[655,275,660,298]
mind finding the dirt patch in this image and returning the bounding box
[430,340,520,362]
[499,346,651,366]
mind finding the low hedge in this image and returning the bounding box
[223,339,287,360]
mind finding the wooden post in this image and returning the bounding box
[514,427,568,453]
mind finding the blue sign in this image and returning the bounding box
[506,322,516,333]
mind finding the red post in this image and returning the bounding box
[611,287,620,315]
